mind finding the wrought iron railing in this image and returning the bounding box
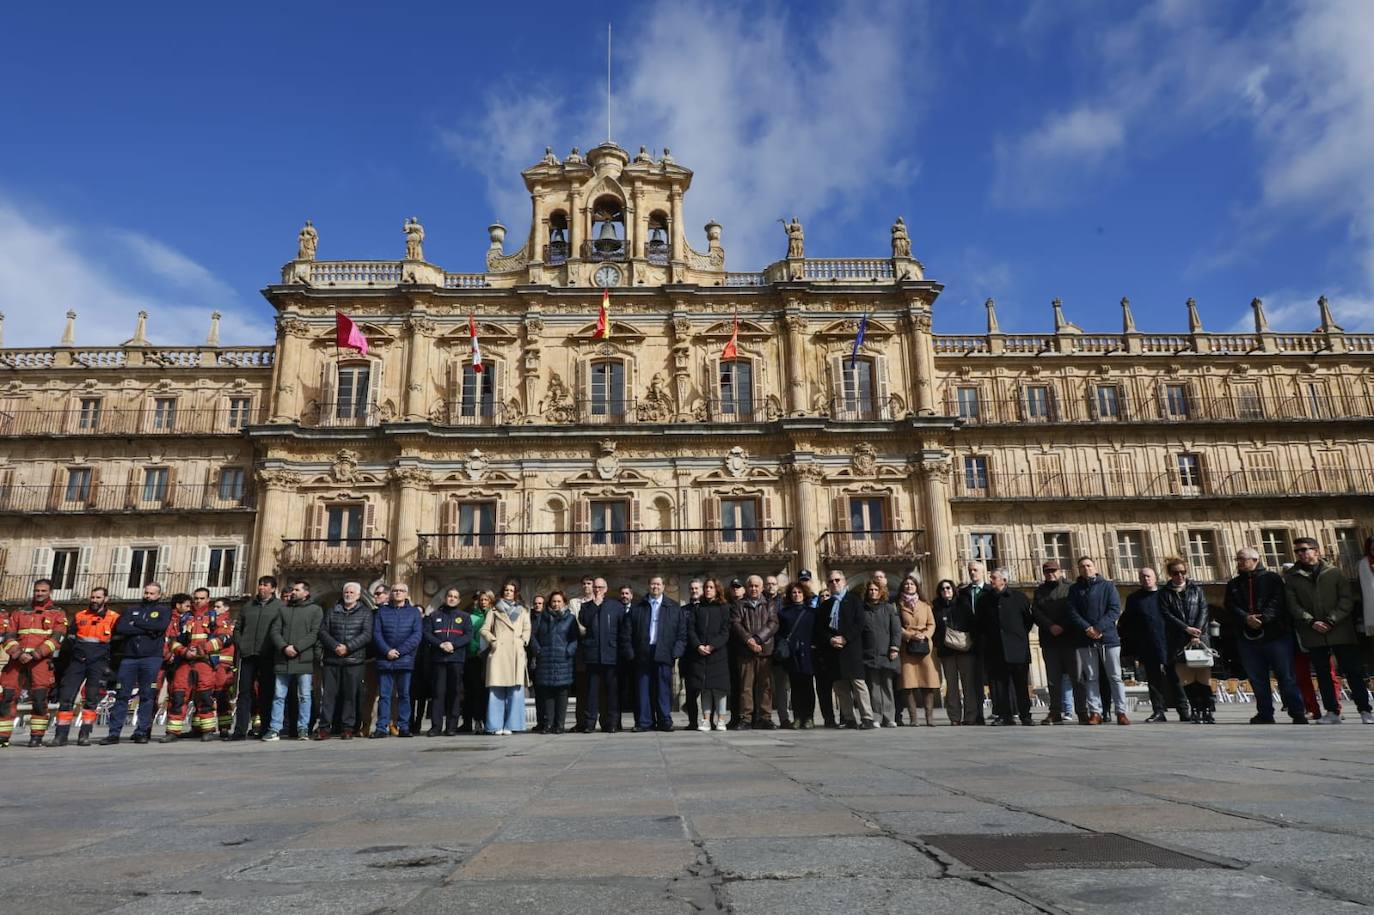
[0,406,265,437]
[417,527,794,565]
[818,529,926,563]
[0,484,254,513]
[279,538,390,570]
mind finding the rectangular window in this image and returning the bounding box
[968,532,998,565]
[1115,530,1145,577]
[849,497,887,540]
[1024,385,1052,422]
[50,548,79,591]
[458,501,497,547]
[64,467,92,503]
[127,548,159,590]
[1162,384,1191,419]
[461,364,496,418]
[719,360,754,418]
[720,497,759,543]
[336,366,371,420]
[840,359,875,418]
[1259,528,1291,571]
[1316,450,1351,492]
[1245,452,1281,495]
[152,397,178,431]
[1335,527,1363,576]
[963,456,989,493]
[142,467,169,502]
[325,505,364,545]
[1095,385,1121,420]
[1042,532,1071,567]
[1103,452,1137,498]
[1177,453,1203,492]
[78,397,103,430]
[1304,381,1332,419]
[227,397,253,429]
[1186,530,1216,580]
[218,467,245,501]
[589,499,629,546]
[956,386,980,421]
[1032,453,1065,496]
[590,361,626,418]
[207,546,238,589]
[1234,383,1263,420]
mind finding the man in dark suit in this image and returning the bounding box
[975,569,1035,725]
[629,575,686,732]
[577,577,631,733]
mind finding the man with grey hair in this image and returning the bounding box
[730,575,779,728]
[316,582,373,739]
[1227,547,1306,724]
[975,569,1034,725]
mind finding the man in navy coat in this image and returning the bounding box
[578,577,631,733]
[629,575,686,732]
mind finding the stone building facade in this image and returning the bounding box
[1,142,1371,613]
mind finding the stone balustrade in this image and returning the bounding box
[0,346,273,371]
[934,330,1359,358]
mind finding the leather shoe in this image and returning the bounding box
[1249,714,1276,724]
[1116,713,1131,725]
[1086,714,1103,725]
[632,725,650,733]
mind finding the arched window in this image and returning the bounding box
[647,210,670,264]
[590,195,625,260]
[547,210,569,265]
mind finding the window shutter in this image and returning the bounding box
[30,546,53,581]
[75,546,92,594]
[832,494,849,533]
[363,501,377,541]
[191,545,210,591]
[309,502,327,541]
[1173,531,1190,565]
[1015,385,1027,422]
[886,492,905,559]
[1244,528,1262,558]
[154,545,171,590]
[874,356,890,417]
[1026,532,1042,564]
[0,467,11,512]
[622,358,635,421]
[827,355,844,416]
[164,465,177,508]
[1215,529,1235,581]
[445,360,460,423]
[1141,530,1160,573]
[1099,531,1117,580]
[85,465,102,509]
[760,492,775,540]
[125,467,140,510]
[440,498,458,534]
[708,355,721,416]
[319,362,337,416]
[573,498,590,552]
[48,466,64,510]
[230,545,246,596]
[495,498,508,558]
[575,358,587,420]
[491,359,506,420]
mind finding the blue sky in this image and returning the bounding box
[2,0,1372,347]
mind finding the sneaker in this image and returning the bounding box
[881,721,897,728]
[261,731,280,741]
[711,721,726,731]
[1361,711,1374,725]
[1315,712,1342,724]
[858,721,877,730]
[297,734,310,741]
[1144,712,1168,723]
[697,722,710,732]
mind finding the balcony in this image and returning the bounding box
[952,469,1371,501]
[0,484,255,514]
[828,398,897,422]
[819,529,926,565]
[279,538,390,571]
[433,401,511,427]
[702,396,774,423]
[950,394,1371,427]
[0,572,247,603]
[0,407,264,437]
[417,527,794,567]
[302,402,381,429]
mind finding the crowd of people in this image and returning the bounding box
[1,534,1372,747]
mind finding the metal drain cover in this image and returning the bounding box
[921,833,1223,872]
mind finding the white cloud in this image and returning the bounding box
[0,198,270,348]
[991,107,1126,208]
[1229,290,1374,334]
[443,0,927,270]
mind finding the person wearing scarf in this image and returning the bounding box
[480,581,532,735]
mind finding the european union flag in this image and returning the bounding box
[849,313,869,369]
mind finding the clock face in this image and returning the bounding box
[593,265,621,288]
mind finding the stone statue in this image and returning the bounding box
[297,220,318,261]
[785,218,805,258]
[404,217,425,261]
[636,373,673,422]
[541,146,559,165]
[891,217,911,259]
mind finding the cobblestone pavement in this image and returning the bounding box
[4,706,1373,913]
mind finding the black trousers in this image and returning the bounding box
[1310,644,1372,715]
[232,655,275,736]
[320,664,364,731]
[584,663,620,730]
[429,662,465,731]
[462,655,487,725]
[988,660,1031,722]
[535,685,570,732]
[789,671,816,723]
[1143,662,1190,715]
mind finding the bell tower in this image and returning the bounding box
[484,143,726,288]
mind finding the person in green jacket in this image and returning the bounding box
[460,590,492,733]
[230,576,286,740]
[262,580,324,741]
[1285,537,1372,724]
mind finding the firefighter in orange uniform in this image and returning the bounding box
[161,589,231,742]
[1,579,70,748]
[209,597,237,738]
[52,586,119,747]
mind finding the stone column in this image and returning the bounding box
[669,188,685,263]
[783,311,808,415]
[908,304,937,415]
[270,317,312,423]
[390,468,430,591]
[250,470,301,580]
[919,454,956,584]
[786,461,825,576]
[403,314,436,421]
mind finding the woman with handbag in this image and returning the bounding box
[1159,558,1216,724]
[933,579,978,725]
[775,582,817,729]
[897,575,940,725]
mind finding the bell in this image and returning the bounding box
[597,221,618,241]
[649,226,666,245]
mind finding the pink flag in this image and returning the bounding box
[335,312,369,356]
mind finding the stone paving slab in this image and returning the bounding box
[457,839,696,878]
[723,877,1041,914]
[706,835,943,879]
[999,869,1365,914]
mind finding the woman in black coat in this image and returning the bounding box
[775,582,817,729]
[686,577,731,731]
[933,579,977,725]
[1159,559,1215,723]
[530,590,579,734]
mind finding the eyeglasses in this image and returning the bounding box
[1168,569,1187,576]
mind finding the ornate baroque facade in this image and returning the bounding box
[1,142,1371,608]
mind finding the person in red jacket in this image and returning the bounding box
[209,597,237,738]
[1,579,70,747]
[161,590,231,742]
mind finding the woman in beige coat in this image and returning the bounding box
[897,575,941,726]
[480,581,531,735]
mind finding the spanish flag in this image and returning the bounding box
[722,311,740,360]
[594,288,611,339]
[468,314,483,373]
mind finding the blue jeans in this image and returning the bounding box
[1237,635,1306,720]
[376,669,412,734]
[107,656,162,738]
[1078,644,1127,715]
[270,672,313,734]
[487,685,526,732]
[634,661,674,728]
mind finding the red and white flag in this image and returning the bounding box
[335,311,369,356]
[468,314,483,373]
[594,289,611,340]
[722,311,739,360]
